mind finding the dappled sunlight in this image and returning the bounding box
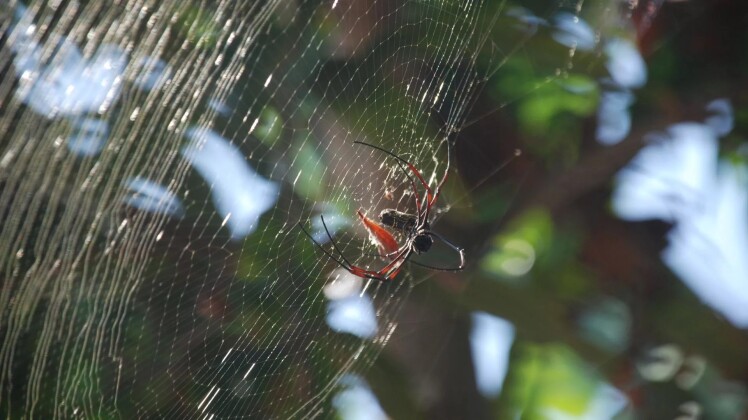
[596,37,646,145]
[123,177,185,218]
[663,162,748,326]
[326,294,379,340]
[12,38,126,118]
[67,117,109,156]
[333,374,388,420]
[495,238,536,277]
[541,383,628,420]
[613,108,748,327]
[604,38,647,89]
[596,90,634,145]
[182,128,279,240]
[552,12,596,51]
[613,123,719,221]
[469,312,515,398]
[1,0,746,418]
[482,209,551,280]
[501,344,628,419]
[705,99,734,136]
[324,271,379,340]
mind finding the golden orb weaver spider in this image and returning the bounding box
[299,141,465,282]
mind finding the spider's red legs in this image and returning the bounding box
[299,215,407,282]
[353,141,435,206]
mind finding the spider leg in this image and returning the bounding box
[299,216,409,282]
[353,141,425,215]
[429,230,465,269]
[297,218,353,271]
[407,231,465,271]
[350,247,410,281]
[375,247,411,280]
[410,178,423,216]
[354,141,435,205]
[393,163,424,216]
[356,211,413,280]
[408,259,463,272]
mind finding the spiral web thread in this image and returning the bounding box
[0,0,587,417]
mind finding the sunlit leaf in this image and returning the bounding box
[482,208,553,279]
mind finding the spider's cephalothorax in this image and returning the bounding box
[411,231,433,254]
[299,141,465,282]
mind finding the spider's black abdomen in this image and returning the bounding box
[413,233,433,254]
[379,209,418,232]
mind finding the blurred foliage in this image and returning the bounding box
[500,344,601,419]
[2,0,748,418]
[254,107,284,146]
[482,208,554,280]
[291,132,328,201]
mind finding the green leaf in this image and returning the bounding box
[482,208,553,279]
[253,107,283,146]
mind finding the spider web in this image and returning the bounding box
[0,0,606,417]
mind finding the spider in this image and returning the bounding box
[299,141,465,282]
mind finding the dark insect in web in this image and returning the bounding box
[299,141,465,282]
